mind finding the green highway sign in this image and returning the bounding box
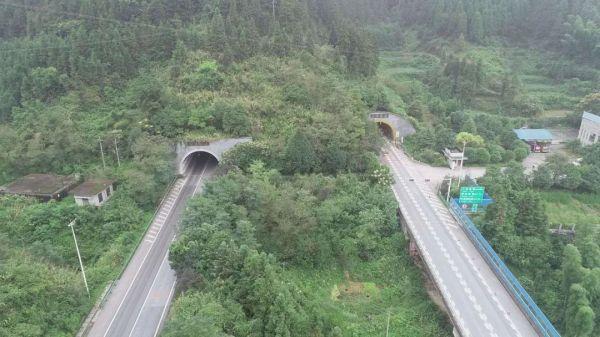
[459,186,485,204]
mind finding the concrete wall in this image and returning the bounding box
[75,185,113,207]
[175,138,252,175]
[579,118,600,146]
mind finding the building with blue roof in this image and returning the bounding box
[578,111,600,146]
[513,128,554,153]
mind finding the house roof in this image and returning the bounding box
[583,111,600,124]
[0,174,79,197]
[71,179,114,197]
[513,128,554,141]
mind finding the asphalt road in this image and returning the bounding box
[383,144,540,337]
[87,158,213,337]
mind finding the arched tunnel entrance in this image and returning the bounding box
[181,151,219,176]
[377,122,395,140]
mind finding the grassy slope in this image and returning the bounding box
[539,190,600,227]
[287,237,452,337]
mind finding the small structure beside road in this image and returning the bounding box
[578,111,600,146]
[72,179,114,206]
[513,128,554,153]
[0,173,80,201]
[443,148,467,169]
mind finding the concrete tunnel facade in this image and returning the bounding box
[175,137,252,175]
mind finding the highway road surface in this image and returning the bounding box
[87,157,214,337]
[383,144,540,337]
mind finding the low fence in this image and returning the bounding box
[449,198,561,337]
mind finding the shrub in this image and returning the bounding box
[182,60,223,91]
[514,147,529,161]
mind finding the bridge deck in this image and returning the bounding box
[383,145,540,337]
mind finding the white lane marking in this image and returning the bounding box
[152,279,177,337]
[127,253,170,337]
[385,145,499,336]
[192,164,208,196]
[102,175,190,337]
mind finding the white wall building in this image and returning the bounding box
[72,179,114,207]
[443,148,468,170]
[578,112,600,146]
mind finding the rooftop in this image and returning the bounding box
[582,111,600,124]
[0,174,80,197]
[443,148,468,160]
[513,128,554,141]
[71,179,114,197]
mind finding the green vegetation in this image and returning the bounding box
[540,190,600,227]
[532,144,600,193]
[377,44,598,166]
[1,0,600,336]
[0,194,152,336]
[166,168,450,337]
[475,152,600,335]
[0,1,430,336]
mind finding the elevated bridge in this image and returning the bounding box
[382,143,560,337]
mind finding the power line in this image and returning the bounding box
[0,1,382,57]
[0,1,180,33]
[0,31,169,54]
[0,1,182,54]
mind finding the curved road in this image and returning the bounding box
[87,158,213,337]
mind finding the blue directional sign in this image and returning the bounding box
[459,186,485,204]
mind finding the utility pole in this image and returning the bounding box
[99,139,106,169]
[68,220,90,298]
[272,0,276,18]
[457,142,466,188]
[114,137,121,167]
[446,177,453,203]
[385,311,390,337]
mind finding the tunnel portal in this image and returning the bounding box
[181,151,219,176]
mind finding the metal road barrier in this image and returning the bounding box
[449,199,561,337]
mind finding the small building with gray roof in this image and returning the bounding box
[0,174,80,201]
[72,179,115,207]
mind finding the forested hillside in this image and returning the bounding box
[0,1,445,337]
[1,0,599,336]
[342,0,599,64]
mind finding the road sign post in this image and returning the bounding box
[459,186,485,205]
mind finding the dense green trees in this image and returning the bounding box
[532,145,600,193]
[478,164,600,334]
[0,192,151,337]
[0,0,379,121]
[166,168,450,336]
[337,0,600,66]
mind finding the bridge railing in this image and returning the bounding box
[449,199,561,337]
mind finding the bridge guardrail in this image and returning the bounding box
[449,199,561,337]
